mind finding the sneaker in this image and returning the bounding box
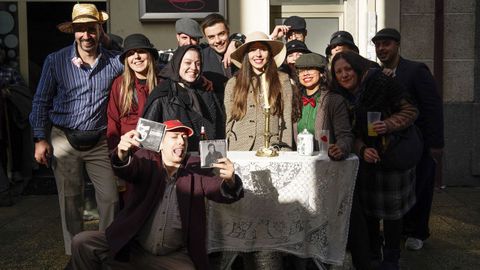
[405,237,423,250]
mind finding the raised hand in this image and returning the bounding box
[117,130,141,161]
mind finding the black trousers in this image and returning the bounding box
[347,186,372,270]
[403,149,436,240]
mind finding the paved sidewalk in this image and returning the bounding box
[0,187,479,269]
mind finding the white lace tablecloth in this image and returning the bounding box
[207,151,359,265]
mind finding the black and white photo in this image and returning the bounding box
[200,139,227,168]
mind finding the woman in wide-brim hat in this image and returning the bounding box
[225,31,292,151]
[106,33,159,205]
[224,30,293,268]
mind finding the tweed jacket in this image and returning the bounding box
[293,91,353,159]
[224,72,293,151]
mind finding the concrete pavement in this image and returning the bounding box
[0,187,479,269]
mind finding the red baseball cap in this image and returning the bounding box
[163,120,194,137]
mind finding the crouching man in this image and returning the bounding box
[71,120,243,270]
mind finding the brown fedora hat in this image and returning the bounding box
[57,3,109,33]
[230,31,286,69]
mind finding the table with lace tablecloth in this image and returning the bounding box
[207,151,359,266]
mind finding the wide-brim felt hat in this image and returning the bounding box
[231,31,286,69]
[120,33,159,63]
[57,3,109,33]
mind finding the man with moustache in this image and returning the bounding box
[372,28,444,251]
[158,18,204,68]
[29,3,123,255]
[71,120,243,270]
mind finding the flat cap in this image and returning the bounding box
[175,18,203,39]
[295,53,327,69]
[372,28,401,42]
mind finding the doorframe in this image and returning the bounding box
[12,0,108,85]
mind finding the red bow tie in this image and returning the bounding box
[302,96,316,107]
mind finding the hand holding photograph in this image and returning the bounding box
[200,139,227,168]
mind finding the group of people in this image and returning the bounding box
[25,2,443,270]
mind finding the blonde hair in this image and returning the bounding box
[119,54,157,117]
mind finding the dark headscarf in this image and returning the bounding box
[159,44,202,85]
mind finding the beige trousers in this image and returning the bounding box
[51,127,118,255]
[71,230,195,270]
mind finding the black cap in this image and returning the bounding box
[284,16,306,31]
[286,40,311,55]
[372,28,401,43]
[120,33,158,63]
[325,30,359,55]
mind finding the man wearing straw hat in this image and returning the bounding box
[29,3,123,255]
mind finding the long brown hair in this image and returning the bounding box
[119,53,157,117]
[230,42,283,121]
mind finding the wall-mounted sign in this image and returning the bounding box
[139,0,226,21]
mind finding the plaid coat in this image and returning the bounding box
[224,72,293,151]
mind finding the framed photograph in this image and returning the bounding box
[199,139,227,168]
[135,118,166,152]
[139,0,227,21]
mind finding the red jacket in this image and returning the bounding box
[106,76,151,150]
[106,150,243,270]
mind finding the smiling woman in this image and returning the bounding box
[142,45,222,152]
[225,31,292,153]
[106,33,159,204]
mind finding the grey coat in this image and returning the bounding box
[294,91,353,160]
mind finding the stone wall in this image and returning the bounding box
[401,0,479,185]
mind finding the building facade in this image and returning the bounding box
[1,0,478,185]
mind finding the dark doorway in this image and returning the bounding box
[27,2,107,90]
[25,2,106,195]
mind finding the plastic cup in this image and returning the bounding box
[367,112,381,136]
[318,130,329,157]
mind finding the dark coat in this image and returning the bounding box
[142,45,223,150]
[394,57,444,149]
[201,45,237,104]
[105,151,243,270]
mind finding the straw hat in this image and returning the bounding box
[230,31,286,69]
[57,3,109,33]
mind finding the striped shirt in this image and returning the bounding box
[29,43,123,139]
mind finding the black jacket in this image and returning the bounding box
[142,45,222,151]
[394,57,444,149]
